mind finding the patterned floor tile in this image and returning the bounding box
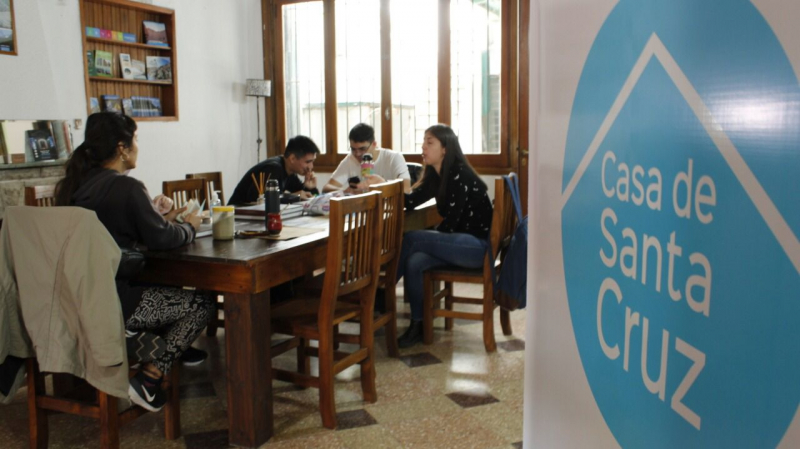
[446,390,500,408]
[184,428,230,449]
[336,409,378,430]
[180,381,217,399]
[497,339,526,352]
[384,411,506,449]
[398,352,442,368]
[337,424,404,449]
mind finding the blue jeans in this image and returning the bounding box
[397,230,488,321]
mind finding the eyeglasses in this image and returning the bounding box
[349,142,372,154]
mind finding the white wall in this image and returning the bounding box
[0,0,265,197]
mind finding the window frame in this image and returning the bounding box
[263,0,528,174]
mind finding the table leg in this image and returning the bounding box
[224,291,272,447]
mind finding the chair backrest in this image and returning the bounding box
[369,179,404,267]
[406,162,424,186]
[162,178,208,210]
[320,191,382,317]
[489,177,517,259]
[24,185,57,207]
[186,171,225,205]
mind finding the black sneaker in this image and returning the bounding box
[180,347,207,366]
[126,330,166,363]
[128,371,166,412]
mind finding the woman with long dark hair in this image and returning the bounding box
[396,124,493,348]
[55,112,211,412]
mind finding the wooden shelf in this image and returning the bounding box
[79,0,178,121]
[89,76,172,85]
[86,37,172,51]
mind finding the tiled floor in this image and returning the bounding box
[0,282,525,448]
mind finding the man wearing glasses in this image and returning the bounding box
[322,123,411,194]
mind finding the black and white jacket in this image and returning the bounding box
[405,162,492,239]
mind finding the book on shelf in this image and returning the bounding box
[100,29,112,40]
[89,97,101,114]
[86,50,96,76]
[101,94,123,114]
[0,120,36,163]
[123,33,136,43]
[27,129,58,162]
[131,96,163,117]
[122,98,133,117]
[142,21,168,47]
[119,53,134,80]
[146,56,172,82]
[85,27,101,38]
[94,50,113,77]
[130,58,147,80]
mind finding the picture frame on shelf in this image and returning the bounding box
[0,0,17,56]
[142,20,168,47]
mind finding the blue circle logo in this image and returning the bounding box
[561,1,800,447]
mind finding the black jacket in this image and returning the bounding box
[228,156,319,205]
[405,162,493,239]
[71,168,195,320]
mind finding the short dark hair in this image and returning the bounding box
[284,135,320,159]
[348,123,375,144]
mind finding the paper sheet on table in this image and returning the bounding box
[259,226,324,240]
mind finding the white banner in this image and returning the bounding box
[525,0,800,447]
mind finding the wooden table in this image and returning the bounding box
[136,201,439,447]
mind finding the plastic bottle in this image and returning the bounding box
[361,154,374,177]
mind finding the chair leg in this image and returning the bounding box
[384,280,399,357]
[422,272,434,345]
[360,293,377,403]
[205,298,222,337]
[318,331,337,429]
[444,281,454,331]
[98,391,121,449]
[482,284,497,353]
[26,360,48,449]
[333,324,340,350]
[297,338,310,378]
[163,365,181,440]
[500,308,513,336]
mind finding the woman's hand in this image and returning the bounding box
[184,211,202,231]
[164,205,187,223]
[152,194,174,215]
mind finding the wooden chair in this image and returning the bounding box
[335,179,404,357]
[26,360,181,448]
[422,177,516,352]
[162,178,207,210]
[24,185,57,207]
[186,171,225,206]
[186,172,226,336]
[270,191,383,429]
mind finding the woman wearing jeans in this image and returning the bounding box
[397,124,493,348]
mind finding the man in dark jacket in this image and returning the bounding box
[228,135,321,205]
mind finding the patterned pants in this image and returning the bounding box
[125,287,212,375]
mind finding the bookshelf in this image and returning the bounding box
[79,0,179,121]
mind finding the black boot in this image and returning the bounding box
[397,320,424,349]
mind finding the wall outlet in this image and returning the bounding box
[74,119,83,130]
